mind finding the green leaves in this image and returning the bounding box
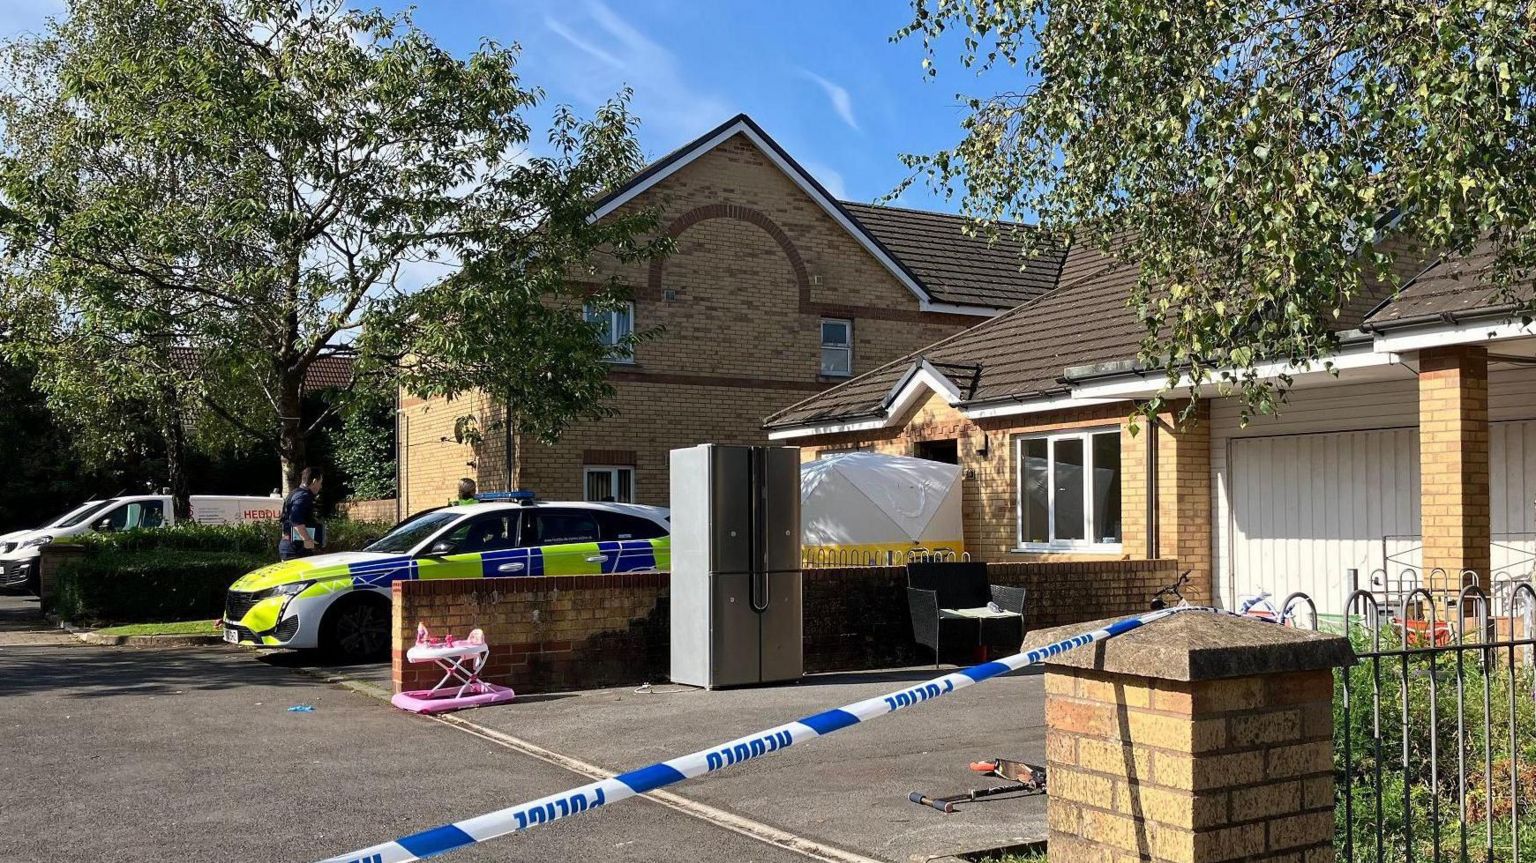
[0,0,665,487]
[899,0,1536,423]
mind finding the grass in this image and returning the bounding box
[93,619,221,637]
[962,846,1047,863]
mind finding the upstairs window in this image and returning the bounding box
[1017,428,1122,550]
[820,318,852,377]
[584,302,635,362]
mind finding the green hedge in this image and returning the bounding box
[52,549,272,625]
[52,519,393,624]
[64,519,392,555]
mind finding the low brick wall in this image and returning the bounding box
[338,497,398,523]
[392,572,669,695]
[394,558,1182,693]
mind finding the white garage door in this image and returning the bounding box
[1227,421,1536,616]
[1228,428,1420,615]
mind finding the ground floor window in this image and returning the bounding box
[1016,428,1121,550]
[913,438,959,464]
[584,465,634,503]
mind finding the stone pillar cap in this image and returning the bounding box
[1021,611,1354,682]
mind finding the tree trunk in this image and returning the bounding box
[278,379,307,494]
[159,382,191,519]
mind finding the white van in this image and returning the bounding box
[0,493,282,592]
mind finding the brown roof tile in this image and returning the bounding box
[839,203,1066,309]
[766,242,1145,428]
[1363,239,1534,326]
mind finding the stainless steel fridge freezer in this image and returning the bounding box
[669,444,803,689]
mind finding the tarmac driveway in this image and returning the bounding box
[0,636,813,863]
[452,668,1051,862]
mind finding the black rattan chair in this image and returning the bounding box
[906,561,1026,668]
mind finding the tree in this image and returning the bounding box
[359,99,671,479]
[0,0,666,492]
[327,373,396,503]
[898,1,1536,420]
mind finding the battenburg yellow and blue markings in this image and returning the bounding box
[316,605,1223,863]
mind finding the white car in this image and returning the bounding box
[0,493,282,592]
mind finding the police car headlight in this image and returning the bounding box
[20,535,53,549]
[256,581,313,600]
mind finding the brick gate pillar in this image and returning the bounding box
[1024,612,1353,863]
[1418,345,1490,586]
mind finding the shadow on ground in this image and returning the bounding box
[0,644,315,698]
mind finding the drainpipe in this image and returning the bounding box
[1146,412,1159,559]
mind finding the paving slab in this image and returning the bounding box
[0,641,815,863]
[454,667,1051,862]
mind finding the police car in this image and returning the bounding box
[221,495,670,659]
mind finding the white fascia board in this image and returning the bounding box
[767,359,963,440]
[1067,347,1394,400]
[883,360,964,410]
[920,299,1002,317]
[588,119,947,311]
[962,395,1126,420]
[767,417,888,440]
[1371,317,1536,353]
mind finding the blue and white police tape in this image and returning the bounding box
[318,605,1215,863]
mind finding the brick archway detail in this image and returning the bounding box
[647,204,810,303]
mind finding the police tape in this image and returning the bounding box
[318,605,1214,863]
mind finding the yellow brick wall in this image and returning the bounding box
[800,394,1213,598]
[399,132,976,510]
[1046,667,1336,863]
[1418,345,1491,582]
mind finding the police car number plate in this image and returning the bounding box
[223,627,239,644]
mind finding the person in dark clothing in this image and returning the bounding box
[279,467,324,561]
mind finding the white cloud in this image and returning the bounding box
[540,1,733,145]
[803,160,849,201]
[799,69,859,132]
[543,16,624,69]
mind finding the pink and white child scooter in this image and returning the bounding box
[390,623,517,714]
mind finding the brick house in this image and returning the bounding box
[765,237,1536,615]
[398,115,1060,514]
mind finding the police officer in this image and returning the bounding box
[450,477,477,507]
[279,467,324,561]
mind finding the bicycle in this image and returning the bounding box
[1149,571,1193,610]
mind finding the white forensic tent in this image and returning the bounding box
[800,452,965,564]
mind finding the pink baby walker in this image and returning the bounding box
[390,623,517,714]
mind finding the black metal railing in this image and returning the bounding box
[1338,581,1536,863]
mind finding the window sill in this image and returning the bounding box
[1011,543,1124,555]
[818,373,853,382]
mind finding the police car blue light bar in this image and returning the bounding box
[317,606,1218,863]
[472,490,535,503]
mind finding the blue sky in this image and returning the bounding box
[1,0,990,212]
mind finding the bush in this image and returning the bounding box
[63,518,393,555]
[50,519,394,623]
[52,549,272,625]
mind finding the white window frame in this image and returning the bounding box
[1014,426,1122,552]
[583,465,634,503]
[584,302,635,364]
[819,318,853,377]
